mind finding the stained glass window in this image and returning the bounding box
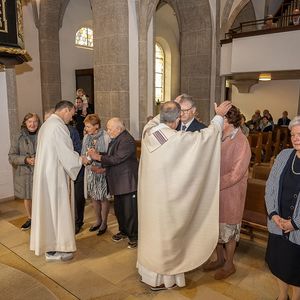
[155,43,165,104]
[75,27,93,49]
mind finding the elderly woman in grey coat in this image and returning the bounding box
[8,113,40,230]
[265,116,300,300]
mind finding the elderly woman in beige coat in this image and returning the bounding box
[203,105,251,280]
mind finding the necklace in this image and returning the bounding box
[221,128,239,142]
[291,153,300,175]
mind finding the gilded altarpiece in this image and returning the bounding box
[0,0,30,66]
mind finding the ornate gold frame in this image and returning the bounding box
[0,46,31,60]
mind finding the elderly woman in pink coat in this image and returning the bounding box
[203,105,251,280]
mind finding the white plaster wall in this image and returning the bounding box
[0,72,14,200]
[155,4,180,100]
[15,3,42,124]
[232,80,300,122]
[60,0,93,102]
[231,31,300,73]
[220,43,232,76]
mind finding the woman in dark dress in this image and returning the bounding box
[265,116,300,300]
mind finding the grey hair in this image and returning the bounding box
[289,116,300,130]
[109,117,126,131]
[178,94,195,107]
[160,101,181,123]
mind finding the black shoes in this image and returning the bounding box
[127,240,137,249]
[75,225,81,235]
[150,284,177,291]
[21,219,31,231]
[89,225,100,232]
[111,232,127,242]
[97,225,107,236]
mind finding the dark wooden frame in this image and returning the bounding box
[75,68,94,105]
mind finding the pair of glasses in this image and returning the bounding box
[181,107,193,113]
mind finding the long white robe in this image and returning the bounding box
[137,115,223,282]
[30,114,82,256]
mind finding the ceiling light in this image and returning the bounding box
[259,73,272,81]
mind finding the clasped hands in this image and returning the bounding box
[272,215,295,233]
[25,157,35,166]
[81,149,103,174]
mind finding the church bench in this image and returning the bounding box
[242,178,268,239]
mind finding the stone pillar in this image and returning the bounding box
[178,0,212,124]
[38,0,62,112]
[136,0,158,134]
[6,68,19,138]
[92,0,130,129]
[214,0,223,106]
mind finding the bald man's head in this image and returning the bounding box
[106,117,126,138]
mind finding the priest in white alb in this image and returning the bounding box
[30,101,86,261]
[137,100,232,290]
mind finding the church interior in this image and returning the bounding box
[1,0,300,299]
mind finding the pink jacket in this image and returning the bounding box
[219,129,251,224]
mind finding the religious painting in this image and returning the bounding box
[0,0,8,33]
[0,0,29,65]
[0,0,24,48]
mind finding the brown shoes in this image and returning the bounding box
[214,265,236,280]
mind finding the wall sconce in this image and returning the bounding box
[259,73,272,81]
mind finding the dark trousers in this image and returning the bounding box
[74,177,85,227]
[114,192,138,242]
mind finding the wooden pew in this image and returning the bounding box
[252,163,271,180]
[261,131,272,162]
[242,178,268,239]
[248,133,262,165]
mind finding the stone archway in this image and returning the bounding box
[177,0,213,123]
[140,0,213,124]
[221,0,251,37]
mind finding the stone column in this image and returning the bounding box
[38,0,62,112]
[214,0,223,106]
[92,0,130,129]
[6,68,19,138]
[136,0,158,134]
[178,0,212,124]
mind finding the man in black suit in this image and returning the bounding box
[175,94,206,132]
[277,110,291,126]
[87,118,138,249]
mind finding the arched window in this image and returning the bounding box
[75,27,93,49]
[155,43,165,103]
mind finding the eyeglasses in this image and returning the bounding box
[181,106,193,113]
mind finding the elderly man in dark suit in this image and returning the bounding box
[175,94,206,132]
[87,118,138,249]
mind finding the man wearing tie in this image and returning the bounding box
[175,94,206,132]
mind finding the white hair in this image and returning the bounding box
[289,116,300,130]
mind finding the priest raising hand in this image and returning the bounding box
[137,100,231,291]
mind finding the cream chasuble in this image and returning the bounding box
[30,114,82,256]
[137,115,222,275]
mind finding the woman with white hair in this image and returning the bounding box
[265,116,300,300]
